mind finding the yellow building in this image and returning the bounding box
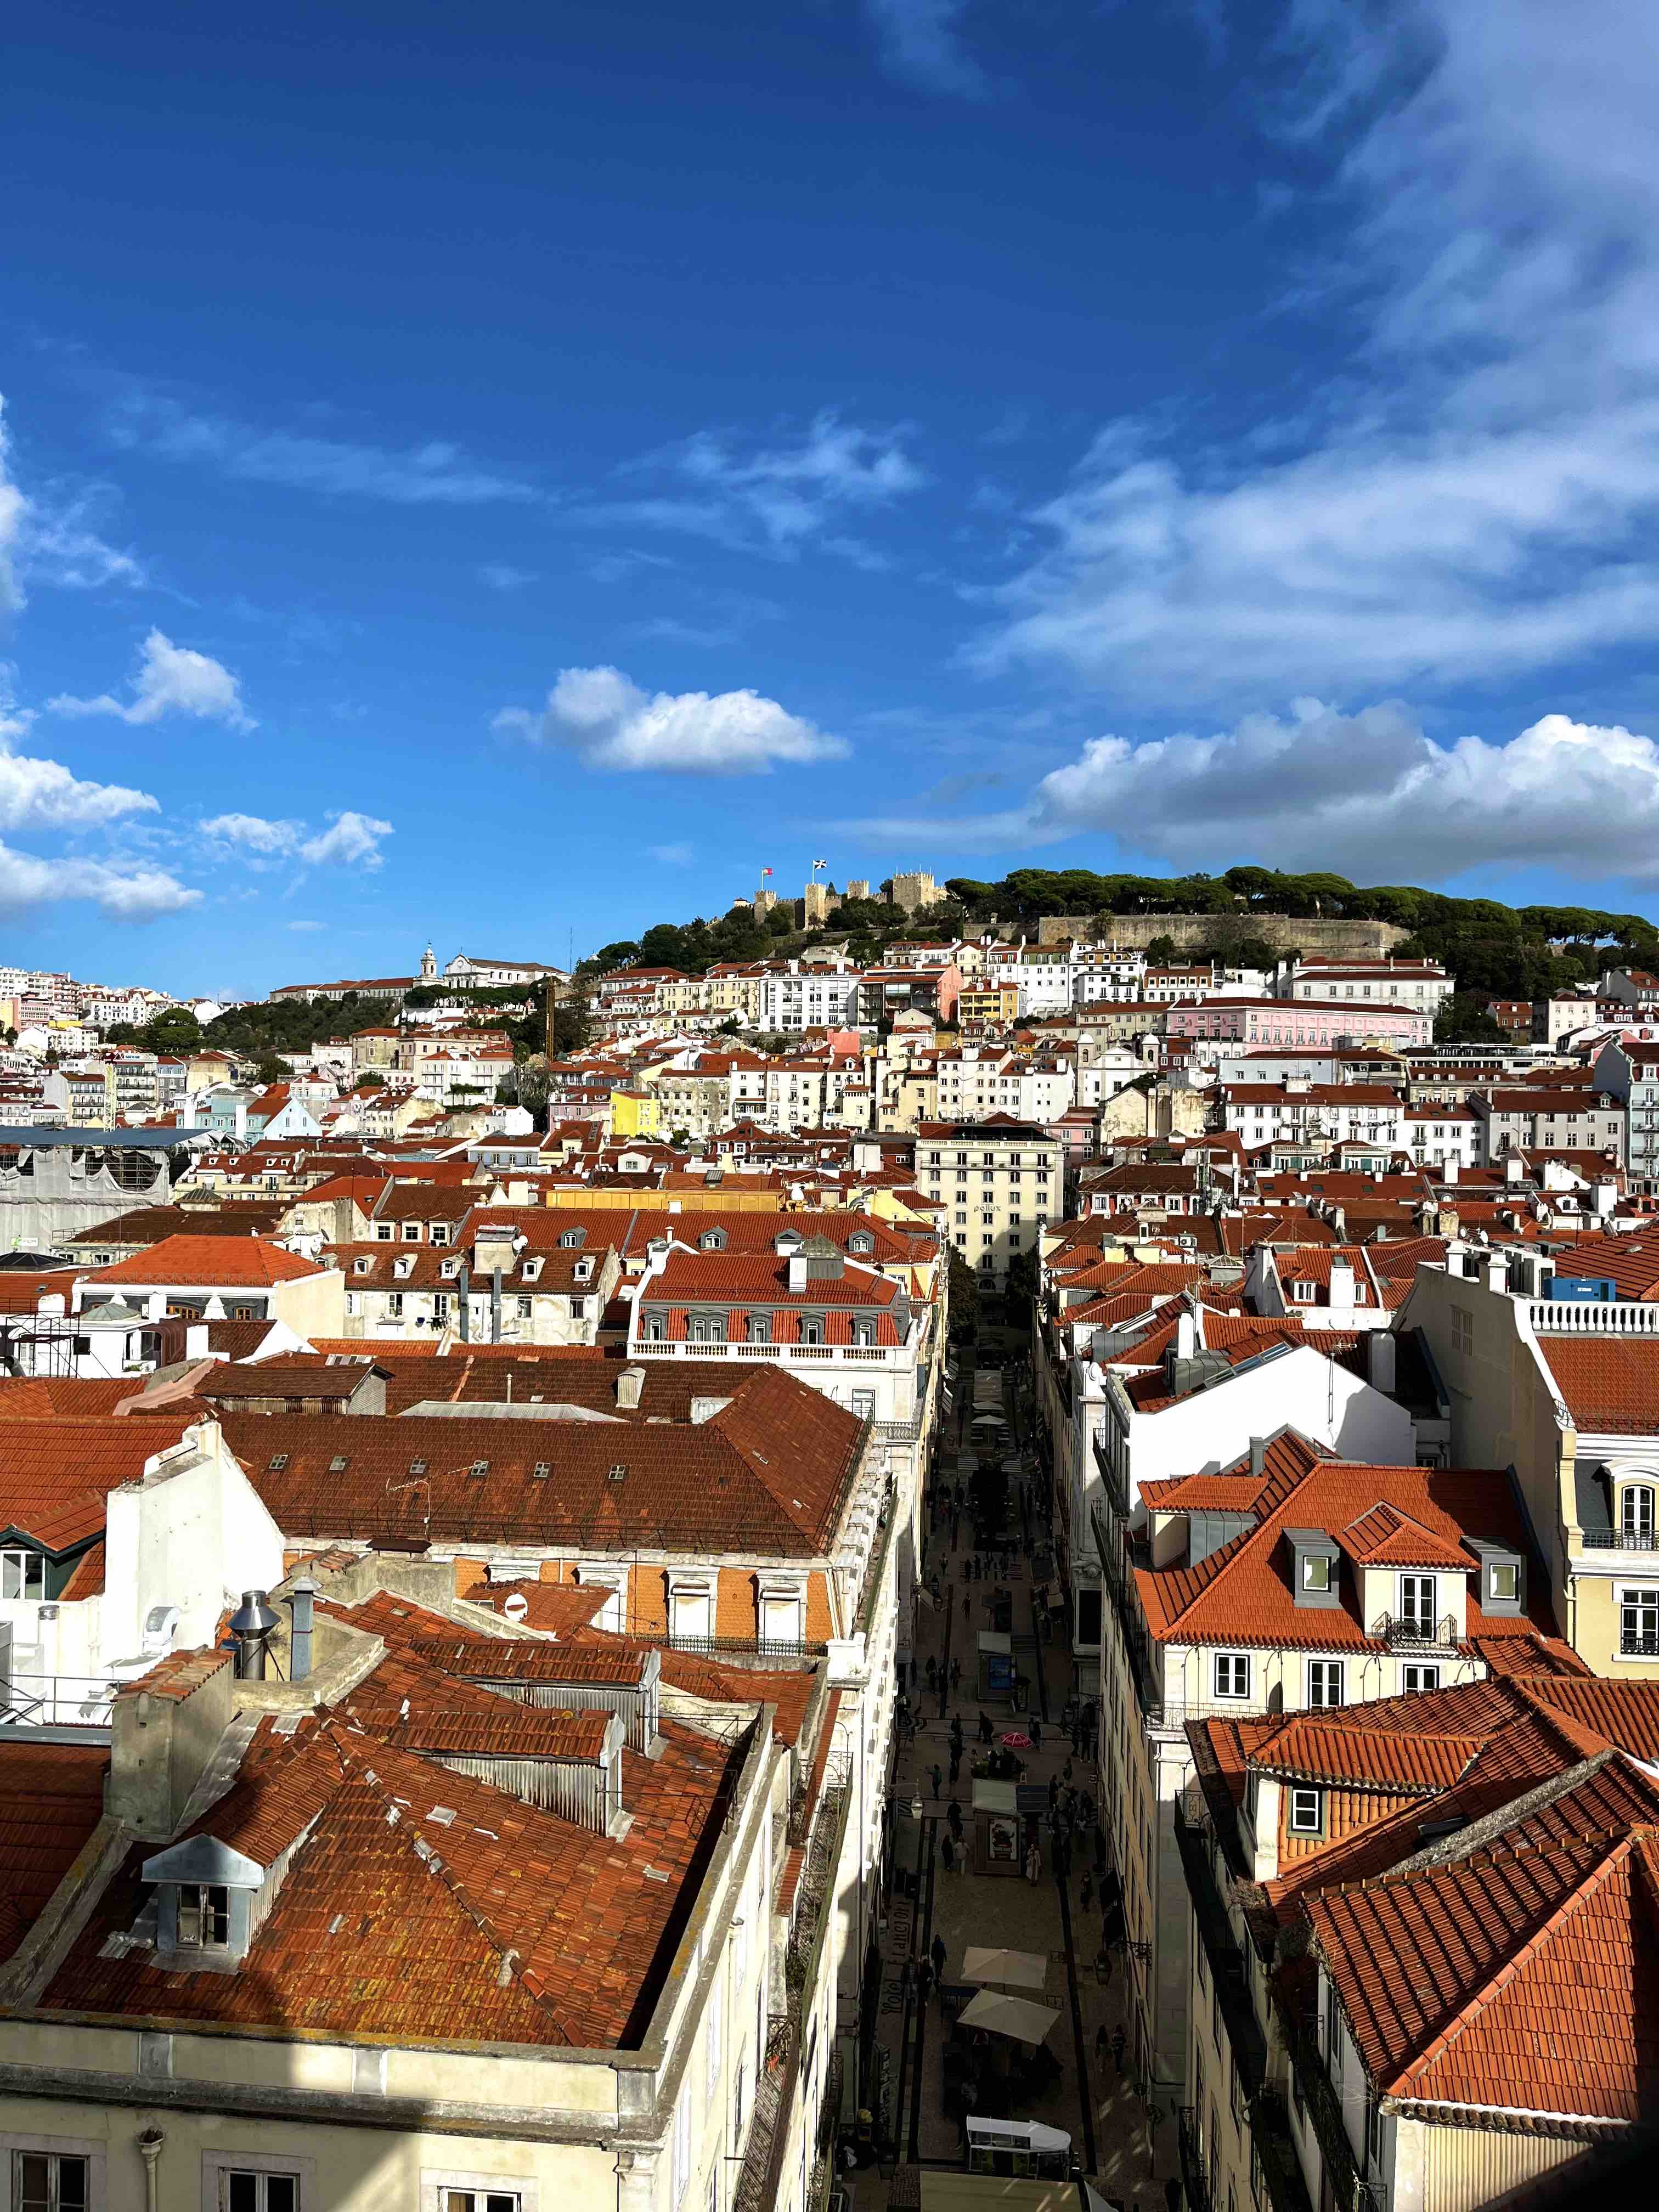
[608,1087,663,1140]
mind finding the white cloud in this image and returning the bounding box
[0,667,158,831]
[0,395,142,611]
[495,664,848,774]
[109,393,540,506]
[974,703,1659,883]
[201,809,393,868]
[592,413,923,562]
[980,0,1659,708]
[864,0,990,98]
[479,563,538,591]
[650,841,695,866]
[50,629,255,731]
[299,811,393,867]
[0,844,199,920]
[286,918,326,933]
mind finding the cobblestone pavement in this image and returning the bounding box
[841,1352,1169,2211]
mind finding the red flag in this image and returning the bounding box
[761,867,773,877]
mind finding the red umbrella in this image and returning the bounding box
[999,1731,1031,1748]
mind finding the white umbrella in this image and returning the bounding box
[962,1945,1048,1991]
[957,1989,1062,2045]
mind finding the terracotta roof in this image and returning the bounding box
[1309,1827,1659,2117]
[1134,1450,1554,1652]
[1337,1502,1476,1571]
[223,1365,861,1554]
[0,1414,202,1550]
[0,1740,109,1959]
[82,1235,327,1288]
[1539,1334,1659,1435]
[1537,1226,1659,1300]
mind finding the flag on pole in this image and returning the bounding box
[761,866,773,878]
[812,858,827,871]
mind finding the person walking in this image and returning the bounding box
[1111,2024,1126,2074]
[1031,1718,1042,1751]
[930,1762,943,1800]
[979,1710,993,1745]
[917,1956,933,2007]
[1094,2022,1110,2063]
[950,1657,962,1692]
[947,1799,964,1842]
[931,1933,947,1982]
[949,1746,962,1785]
[940,1833,956,1876]
[1024,1840,1041,1885]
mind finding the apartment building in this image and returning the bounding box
[935,1047,1076,1124]
[1398,1232,1659,1681]
[1218,1082,1406,1152]
[1094,1422,1558,2118]
[913,1116,1063,1288]
[1167,1001,1434,1050]
[1280,957,1454,1014]
[1473,1084,1624,1161]
[1181,1662,1657,2212]
[757,963,865,1034]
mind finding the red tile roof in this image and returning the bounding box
[82,1234,327,1287]
[1538,1334,1659,1435]
[0,1740,109,1959]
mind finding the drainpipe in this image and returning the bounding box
[138,2129,164,2212]
[491,1266,503,1344]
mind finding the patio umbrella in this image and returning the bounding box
[957,1990,1062,2045]
[998,1731,1031,1748]
[962,1946,1048,1992]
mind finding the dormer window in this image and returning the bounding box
[748,1313,770,1344]
[852,1319,876,1347]
[0,1549,45,1600]
[402,1223,421,1242]
[849,1231,874,1254]
[431,1224,450,1246]
[699,1228,727,1251]
[1301,1554,1331,1595]
[353,1256,372,1276]
[394,1255,415,1279]
[376,1223,394,1241]
[573,1259,593,1283]
[1622,1485,1656,1545]
[1292,1279,1318,1301]
[800,1314,825,1347]
[177,1883,231,1950]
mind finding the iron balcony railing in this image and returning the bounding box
[1282,2018,1379,2212]
[1621,1631,1659,1657]
[1092,1504,1162,1719]
[1584,1528,1659,1550]
[1092,1430,1130,1519]
[667,1633,825,1662]
[1249,2089,1314,2212]
[1176,2107,1214,2212]
[1174,1801,1266,2095]
[1368,1612,1459,1652]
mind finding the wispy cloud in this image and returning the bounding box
[479,563,538,591]
[980,0,1659,709]
[650,841,695,866]
[50,629,255,731]
[864,0,991,99]
[201,809,394,868]
[0,394,143,611]
[584,412,923,564]
[495,664,848,774]
[108,392,540,506]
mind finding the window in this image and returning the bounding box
[1451,1302,1474,1356]
[1487,1559,1519,1601]
[1212,1653,1251,1701]
[1300,1553,1331,1595]
[0,1549,46,1600]
[799,1315,824,1346]
[1621,1587,1659,1656]
[1623,1486,1656,1545]
[376,1223,394,1240]
[1402,1664,1440,1692]
[1398,1574,1436,1633]
[14,2152,88,2212]
[851,1389,876,1421]
[177,1882,231,1949]
[1307,1660,1344,1709]
[1290,1787,1324,1836]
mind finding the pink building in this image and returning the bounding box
[1166,996,1432,1048]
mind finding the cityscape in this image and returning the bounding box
[5,4,1659,2212]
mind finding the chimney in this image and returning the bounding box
[1249,1435,1265,1480]
[1504,1152,1523,1185]
[1328,1259,1355,1311]
[1484,1252,1509,1295]
[229,1590,278,1681]
[788,1253,809,1294]
[1443,1158,1459,1184]
[616,1365,646,1410]
[1175,1311,1197,1362]
[286,1576,319,1682]
[1594,1177,1617,1216]
[1367,1333,1397,1393]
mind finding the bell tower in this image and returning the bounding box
[419,943,437,982]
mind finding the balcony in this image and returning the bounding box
[1583,1528,1659,1551]
[1093,1505,1162,1720]
[1525,1299,1659,1335]
[1174,1800,1265,2094]
[1283,2019,1379,2212]
[1176,2108,1214,2212]
[1369,1612,1459,1653]
[1092,1431,1129,1519]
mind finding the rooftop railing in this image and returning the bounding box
[1527,1299,1659,1335]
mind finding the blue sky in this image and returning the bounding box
[3,0,1659,994]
